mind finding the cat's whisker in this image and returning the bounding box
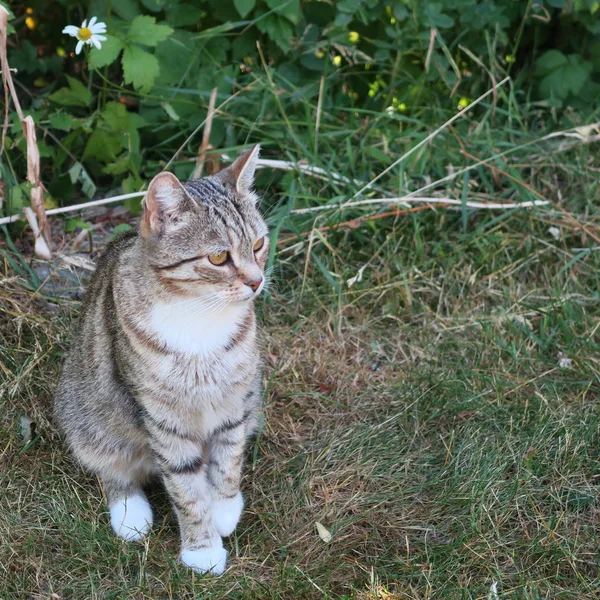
[159,295,226,327]
[167,292,222,310]
[185,294,231,319]
[188,298,227,319]
[204,297,231,318]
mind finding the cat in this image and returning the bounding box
[54,145,268,575]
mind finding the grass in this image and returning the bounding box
[2,77,600,598]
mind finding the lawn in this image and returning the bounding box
[2,105,600,598]
[2,2,600,598]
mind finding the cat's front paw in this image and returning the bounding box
[212,491,243,537]
[109,493,153,541]
[180,544,227,575]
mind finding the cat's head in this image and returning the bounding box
[140,145,269,304]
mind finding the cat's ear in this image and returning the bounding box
[142,172,193,235]
[216,144,260,196]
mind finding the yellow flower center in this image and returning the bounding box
[78,27,92,41]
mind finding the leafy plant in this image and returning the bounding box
[1,0,599,218]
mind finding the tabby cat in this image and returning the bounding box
[54,146,268,575]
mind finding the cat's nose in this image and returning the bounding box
[245,277,263,293]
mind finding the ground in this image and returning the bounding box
[1,141,599,599]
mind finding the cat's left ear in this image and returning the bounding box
[216,144,260,197]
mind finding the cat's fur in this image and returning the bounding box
[54,146,268,575]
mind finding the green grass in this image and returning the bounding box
[2,83,600,598]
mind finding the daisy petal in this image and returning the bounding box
[62,25,79,36]
[92,38,101,49]
[91,22,106,32]
[94,35,107,42]
[75,40,84,54]
[88,16,96,28]
[81,19,87,28]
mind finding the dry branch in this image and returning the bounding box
[0,6,51,258]
[192,87,219,179]
[290,197,549,215]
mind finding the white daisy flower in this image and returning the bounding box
[62,17,107,55]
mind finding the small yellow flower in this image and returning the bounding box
[505,54,516,64]
[348,31,360,44]
[25,16,36,30]
[62,17,107,54]
[398,103,407,112]
[457,97,472,110]
[26,7,33,14]
[57,47,66,57]
[333,55,342,67]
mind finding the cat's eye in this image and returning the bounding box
[253,237,265,252]
[208,251,229,266]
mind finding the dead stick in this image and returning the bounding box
[193,87,218,179]
[0,7,51,258]
[277,206,432,246]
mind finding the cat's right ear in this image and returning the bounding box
[141,172,192,236]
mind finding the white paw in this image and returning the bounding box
[180,544,227,575]
[212,492,243,537]
[109,493,153,541]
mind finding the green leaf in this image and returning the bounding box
[48,112,80,132]
[122,45,160,92]
[112,0,141,21]
[200,38,230,66]
[101,102,147,132]
[68,162,97,198]
[9,184,25,211]
[255,14,294,51]
[166,3,205,26]
[337,0,362,12]
[48,75,91,107]
[127,15,174,47]
[590,41,600,72]
[83,130,121,163]
[140,0,166,12]
[154,37,195,86]
[110,223,135,241]
[265,0,301,24]
[103,157,133,175]
[535,51,592,101]
[89,35,124,69]
[232,30,256,60]
[66,218,91,233]
[534,50,568,77]
[363,146,389,163]
[233,0,256,18]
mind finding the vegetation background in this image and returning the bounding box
[1,0,599,598]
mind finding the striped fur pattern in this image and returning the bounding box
[54,146,268,575]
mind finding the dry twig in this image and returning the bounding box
[192,87,219,179]
[0,6,51,259]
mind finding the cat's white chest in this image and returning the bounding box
[149,299,248,356]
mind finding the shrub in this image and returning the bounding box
[2,0,599,216]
